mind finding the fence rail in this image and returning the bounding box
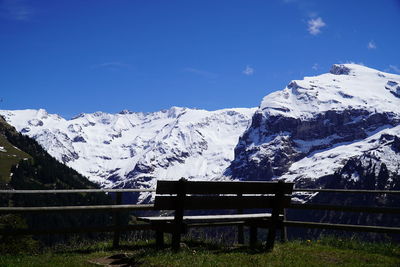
[289,203,400,214]
[292,188,400,194]
[0,188,155,194]
[0,204,153,214]
[0,187,399,246]
[2,188,400,194]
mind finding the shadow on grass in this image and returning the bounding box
[53,238,270,257]
[53,242,158,255]
[52,236,400,261]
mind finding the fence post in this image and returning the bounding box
[237,193,244,244]
[280,208,288,242]
[113,192,123,248]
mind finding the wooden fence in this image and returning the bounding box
[0,188,399,247]
[286,188,400,238]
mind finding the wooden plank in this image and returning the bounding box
[2,188,400,195]
[172,178,186,251]
[284,221,400,234]
[289,203,400,214]
[0,224,152,236]
[112,192,123,248]
[0,189,155,194]
[154,195,291,210]
[156,180,294,194]
[137,213,275,222]
[293,189,400,194]
[188,221,246,228]
[0,204,154,214]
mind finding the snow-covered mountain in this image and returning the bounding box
[2,63,400,197]
[226,64,400,189]
[0,107,255,193]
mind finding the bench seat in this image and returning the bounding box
[137,212,280,223]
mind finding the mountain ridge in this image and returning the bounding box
[0,107,256,195]
[2,63,400,197]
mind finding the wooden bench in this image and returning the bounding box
[137,178,294,250]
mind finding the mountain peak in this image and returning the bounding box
[118,109,133,115]
[228,63,400,189]
[261,64,400,120]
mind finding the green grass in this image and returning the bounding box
[0,238,399,267]
[0,134,31,184]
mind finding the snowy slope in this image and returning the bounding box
[0,107,255,189]
[261,64,400,119]
[227,64,400,185]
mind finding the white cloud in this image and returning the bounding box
[242,65,254,76]
[340,61,365,66]
[367,41,376,50]
[0,0,34,21]
[389,65,400,74]
[307,17,326,35]
[312,63,319,70]
[184,67,218,79]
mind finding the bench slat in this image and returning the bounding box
[154,195,291,210]
[137,213,278,222]
[156,180,294,194]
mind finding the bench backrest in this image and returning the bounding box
[154,179,294,210]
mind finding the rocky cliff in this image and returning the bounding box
[226,64,400,191]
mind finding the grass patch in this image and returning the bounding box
[0,134,31,184]
[0,238,399,267]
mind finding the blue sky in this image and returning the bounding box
[1,0,400,118]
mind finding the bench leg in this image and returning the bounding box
[266,226,276,251]
[280,225,287,243]
[172,231,181,251]
[249,226,257,248]
[155,231,164,248]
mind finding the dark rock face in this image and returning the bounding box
[129,162,155,175]
[392,136,400,152]
[72,136,86,143]
[28,119,44,127]
[330,64,351,75]
[61,152,79,163]
[21,127,30,133]
[385,80,400,98]
[227,108,399,181]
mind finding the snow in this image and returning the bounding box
[281,124,400,182]
[0,107,256,188]
[293,134,340,153]
[261,64,400,120]
[349,172,360,182]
